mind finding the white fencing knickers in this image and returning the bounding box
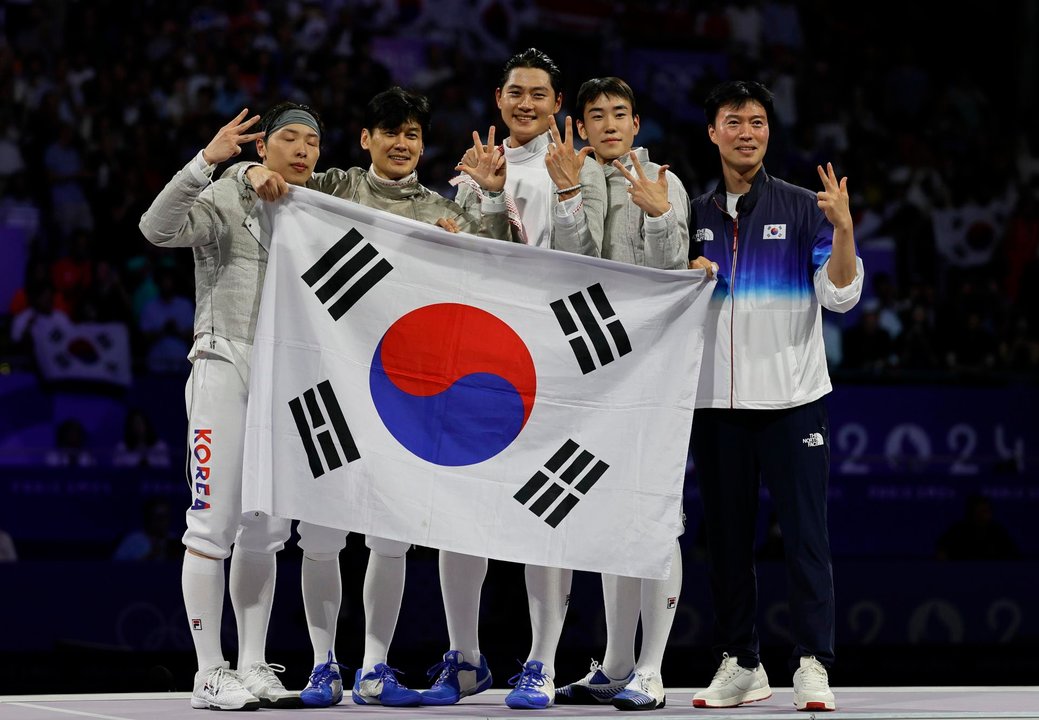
[182,337,291,559]
[298,521,410,559]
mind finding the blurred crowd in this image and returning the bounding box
[1,0,1037,383]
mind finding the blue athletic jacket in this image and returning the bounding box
[689,168,863,409]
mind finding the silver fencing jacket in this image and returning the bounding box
[307,165,509,240]
[601,146,690,269]
[139,151,267,346]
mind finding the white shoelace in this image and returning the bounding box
[798,657,829,690]
[634,670,655,693]
[248,662,287,689]
[711,654,742,683]
[207,667,247,693]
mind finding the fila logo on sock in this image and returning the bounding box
[802,432,825,447]
[302,228,393,321]
[667,596,677,609]
[514,439,609,528]
[191,618,203,631]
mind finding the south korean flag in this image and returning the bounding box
[243,187,714,578]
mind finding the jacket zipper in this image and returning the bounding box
[730,216,739,408]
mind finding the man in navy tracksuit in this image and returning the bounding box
[687,81,863,713]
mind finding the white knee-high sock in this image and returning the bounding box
[229,546,276,669]
[361,552,405,674]
[524,564,572,678]
[182,551,226,672]
[439,550,487,663]
[601,573,641,680]
[636,541,683,675]
[302,554,342,666]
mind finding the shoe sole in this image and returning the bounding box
[692,689,773,708]
[796,700,836,711]
[555,686,623,705]
[257,695,304,709]
[300,695,342,708]
[505,695,553,710]
[352,691,422,707]
[190,698,261,711]
[420,670,494,706]
[614,695,666,711]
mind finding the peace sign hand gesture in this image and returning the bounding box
[545,116,594,199]
[612,151,671,217]
[202,108,264,165]
[816,162,852,232]
[456,126,505,193]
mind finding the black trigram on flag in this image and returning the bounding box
[288,380,359,478]
[514,440,609,528]
[550,283,631,374]
[302,228,393,320]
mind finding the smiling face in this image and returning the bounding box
[361,120,423,180]
[577,93,640,164]
[708,99,770,177]
[495,67,562,147]
[257,123,320,186]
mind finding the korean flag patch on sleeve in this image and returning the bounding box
[763,224,786,239]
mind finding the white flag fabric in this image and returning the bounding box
[243,187,714,579]
[31,318,132,387]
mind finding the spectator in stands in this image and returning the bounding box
[138,266,194,374]
[113,407,170,468]
[113,497,179,561]
[898,301,941,371]
[936,494,1020,561]
[9,282,71,355]
[45,418,96,467]
[842,299,896,372]
[9,258,70,317]
[0,528,16,562]
[85,259,133,324]
[50,228,95,318]
[43,122,94,237]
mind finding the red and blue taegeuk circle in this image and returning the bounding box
[369,303,537,466]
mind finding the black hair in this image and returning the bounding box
[258,101,325,140]
[500,47,562,97]
[703,80,775,127]
[364,87,431,137]
[576,77,637,118]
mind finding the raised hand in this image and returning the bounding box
[455,126,505,192]
[816,162,852,231]
[612,151,671,217]
[545,116,594,198]
[202,108,264,165]
[246,165,290,202]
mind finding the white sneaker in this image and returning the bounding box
[692,653,771,708]
[555,659,633,704]
[612,669,666,711]
[793,656,836,711]
[240,661,302,708]
[191,662,261,711]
